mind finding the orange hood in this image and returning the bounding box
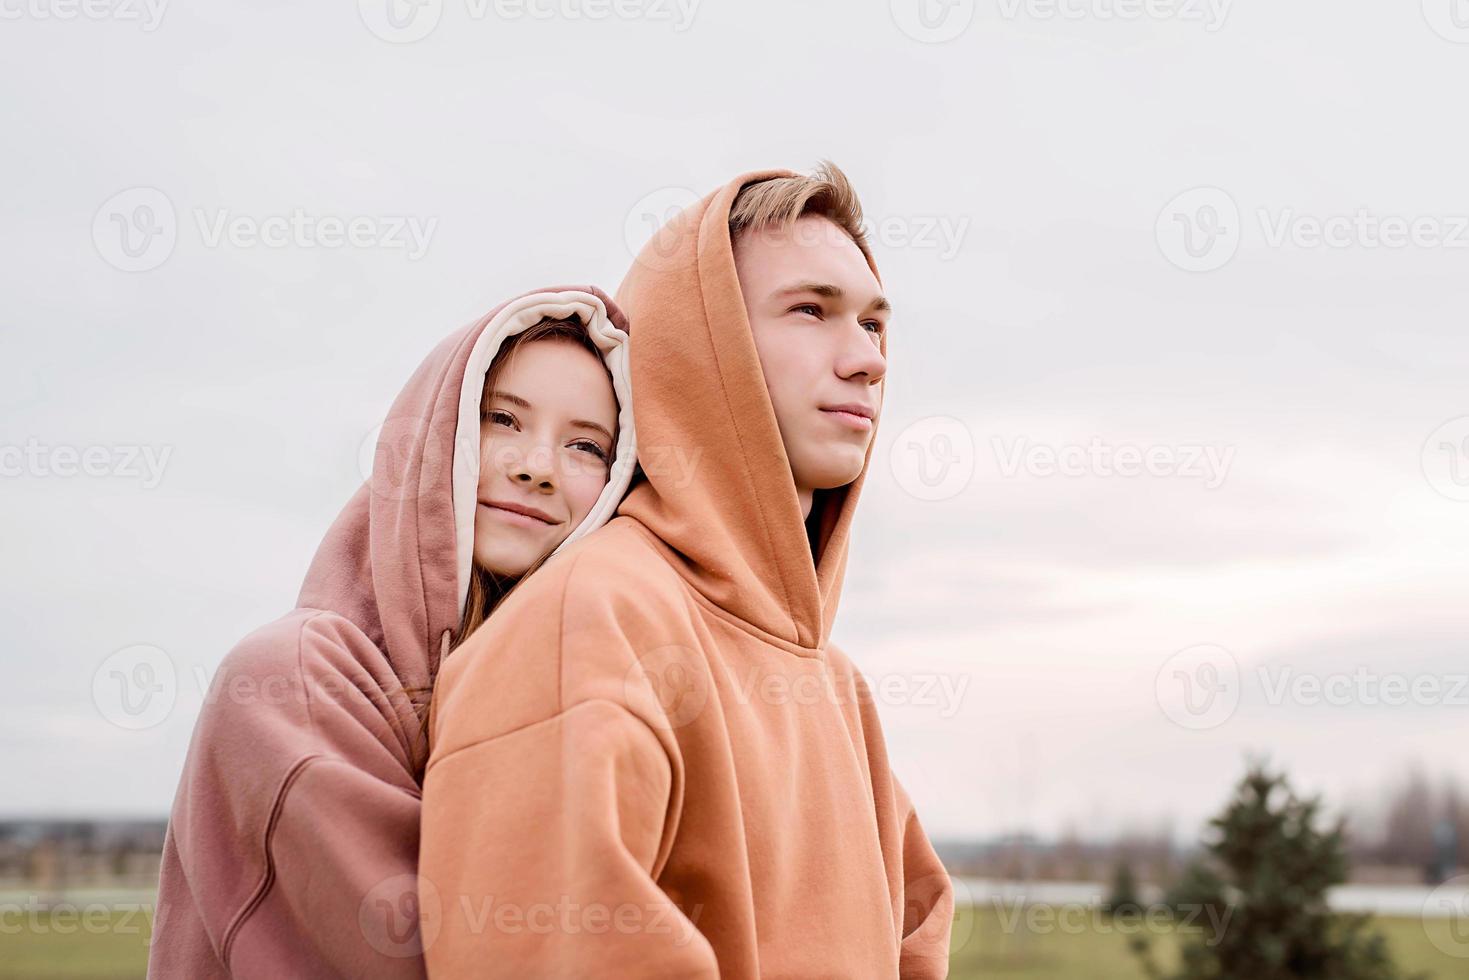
[614,167,886,650]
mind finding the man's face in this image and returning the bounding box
[733,214,889,512]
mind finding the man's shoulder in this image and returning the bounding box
[515,517,688,618]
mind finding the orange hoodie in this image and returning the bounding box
[421,170,954,978]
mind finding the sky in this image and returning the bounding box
[3,0,1468,845]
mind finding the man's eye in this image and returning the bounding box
[863,320,885,334]
[792,304,821,317]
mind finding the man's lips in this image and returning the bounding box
[480,500,560,527]
[820,403,875,430]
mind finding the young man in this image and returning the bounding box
[421,164,954,977]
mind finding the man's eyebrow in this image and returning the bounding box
[488,390,614,443]
[775,281,892,314]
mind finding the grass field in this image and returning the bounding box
[1,902,1463,978]
[947,903,1468,979]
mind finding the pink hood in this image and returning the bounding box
[148,286,635,977]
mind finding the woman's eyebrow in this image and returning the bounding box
[491,390,613,443]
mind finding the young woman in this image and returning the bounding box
[147,286,637,978]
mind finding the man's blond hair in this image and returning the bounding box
[728,160,870,255]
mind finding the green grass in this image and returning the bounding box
[0,907,154,980]
[947,903,1469,979]
[0,901,1462,978]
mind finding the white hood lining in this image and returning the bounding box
[452,290,636,617]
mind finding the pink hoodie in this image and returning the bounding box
[147,287,637,978]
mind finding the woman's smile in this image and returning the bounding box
[479,499,561,529]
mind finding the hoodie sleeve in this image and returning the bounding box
[148,618,429,979]
[892,773,955,979]
[420,564,719,978]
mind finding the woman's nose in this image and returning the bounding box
[509,444,557,488]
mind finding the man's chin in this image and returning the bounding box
[796,454,869,494]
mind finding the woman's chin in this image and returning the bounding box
[474,537,560,579]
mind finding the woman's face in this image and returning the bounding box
[473,337,618,578]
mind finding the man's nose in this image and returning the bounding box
[839,322,887,385]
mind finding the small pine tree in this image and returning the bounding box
[1103,858,1144,918]
[1133,760,1427,980]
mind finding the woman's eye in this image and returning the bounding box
[571,440,609,462]
[486,409,516,427]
